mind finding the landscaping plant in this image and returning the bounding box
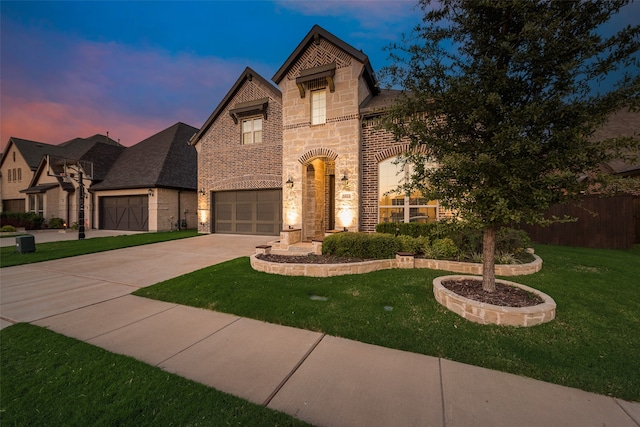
[383,0,640,291]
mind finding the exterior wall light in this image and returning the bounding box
[199,188,206,196]
[341,174,348,184]
[286,177,294,188]
[148,188,154,197]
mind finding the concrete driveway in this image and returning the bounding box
[0,233,271,328]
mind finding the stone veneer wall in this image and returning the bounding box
[433,275,556,327]
[281,41,368,231]
[251,253,543,278]
[196,78,283,234]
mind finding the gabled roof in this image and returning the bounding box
[272,24,379,95]
[591,108,640,176]
[26,134,125,190]
[0,137,62,171]
[91,122,198,191]
[360,89,403,116]
[57,134,121,161]
[189,67,281,146]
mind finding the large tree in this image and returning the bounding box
[383,0,640,291]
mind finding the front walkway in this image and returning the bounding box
[1,234,639,426]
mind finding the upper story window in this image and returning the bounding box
[242,117,262,144]
[17,168,22,182]
[311,89,326,125]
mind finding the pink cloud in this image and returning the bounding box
[0,95,168,148]
[1,30,247,151]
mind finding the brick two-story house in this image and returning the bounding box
[191,25,448,239]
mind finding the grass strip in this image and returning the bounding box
[0,323,310,426]
[135,244,640,402]
[0,230,198,268]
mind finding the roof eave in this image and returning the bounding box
[189,68,281,147]
[272,24,371,85]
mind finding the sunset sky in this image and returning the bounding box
[1,1,637,152]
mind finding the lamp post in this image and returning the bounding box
[78,169,85,240]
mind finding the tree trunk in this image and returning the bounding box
[482,227,496,292]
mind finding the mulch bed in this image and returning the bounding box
[256,254,367,264]
[442,279,544,307]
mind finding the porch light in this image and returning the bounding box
[198,209,208,226]
[341,174,348,184]
[286,177,294,188]
[199,188,206,196]
[148,188,154,197]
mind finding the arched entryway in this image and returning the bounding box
[303,158,335,240]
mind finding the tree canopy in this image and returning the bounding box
[382,0,639,290]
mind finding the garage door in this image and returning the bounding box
[100,196,148,231]
[214,190,282,235]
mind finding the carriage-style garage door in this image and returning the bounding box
[100,196,149,231]
[214,190,282,235]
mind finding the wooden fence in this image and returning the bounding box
[520,195,638,249]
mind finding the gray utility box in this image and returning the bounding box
[16,235,36,254]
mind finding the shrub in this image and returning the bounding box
[448,227,483,254]
[0,212,45,230]
[322,232,400,259]
[424,238,459,260]
[48,217,65,229]
[380,220,531,252]
[469,252,484,263]
[496,228,532,253]
[397,235,418,253]
[375,222,438,238]
[1,225,17,232]
[495,251,521,265]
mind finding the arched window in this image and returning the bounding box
[378,157,439,223]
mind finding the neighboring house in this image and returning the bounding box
[2,122,198,232]
[25,134,124,228]
[0,137,63,213]
[591,107,640,181]
[191,25,448,239]
[91,122,199,232]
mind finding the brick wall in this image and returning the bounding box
[360,115,413,232]
[196,77,283,233]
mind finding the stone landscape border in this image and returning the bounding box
[250,252,543,278]
[432,275,556,327]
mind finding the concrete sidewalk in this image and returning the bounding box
[1,234,639,426]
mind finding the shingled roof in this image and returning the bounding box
[590,108,640,177]
[91,122,198,191]
[49,134,124,180]
[0,137,62,171]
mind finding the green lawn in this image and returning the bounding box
[0,323,310,427]
[0,230,198,268]
[135,244,640,402]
